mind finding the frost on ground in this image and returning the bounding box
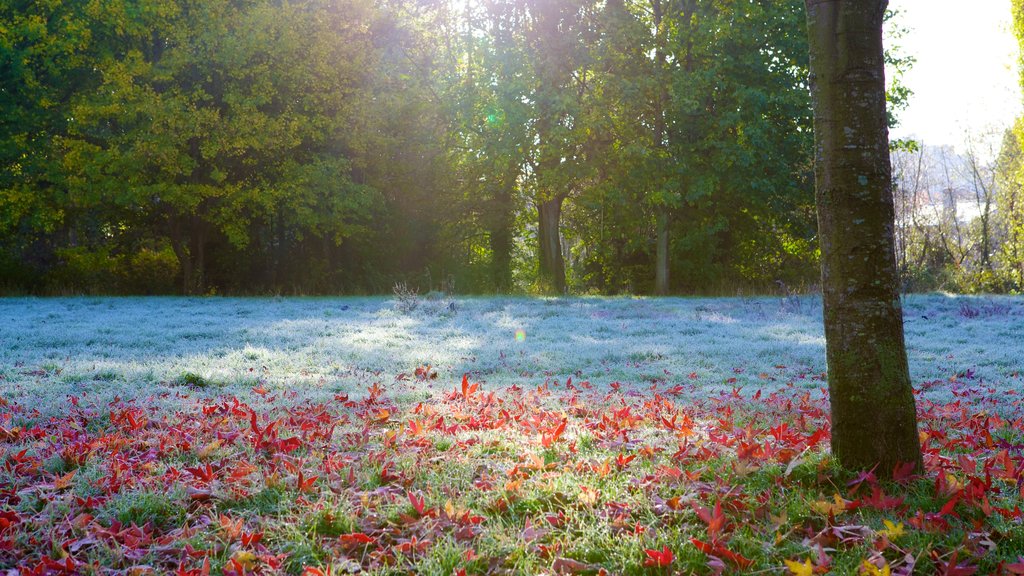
[1,294,1021,412]
[1,295,1024,575]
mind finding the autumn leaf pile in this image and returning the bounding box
[1,368,1023,575]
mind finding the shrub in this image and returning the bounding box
[47,246,118,294]
[120,246,179,294]
[392,282,419,313]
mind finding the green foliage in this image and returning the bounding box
[121,246,180,294]
[995,126,1024,291]
[0,0,921,295]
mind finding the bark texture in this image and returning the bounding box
[804,0,923,474]
[489,181,515,293]
[538,196,567,294]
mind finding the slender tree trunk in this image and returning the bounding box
[490,164,517,292]
[805,0,922,475]
[190,217,207,294]
[168,215,194,295]
[490,212,513,292]
[538,196,566,294]
[654,211,670,294]
[651,0,670,296]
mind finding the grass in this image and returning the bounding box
[0,295,1022,574]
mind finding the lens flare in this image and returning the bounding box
[514,329,526,342]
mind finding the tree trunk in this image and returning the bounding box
[651,0,670,296]
[805,0,922,475]
[169,216,193,295]
[490,165,517,292]
[190,217,207,294]
[490,212,513,293]
[654,211,670,294]
[538,196,566,294]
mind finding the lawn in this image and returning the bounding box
[0,295,1022,575]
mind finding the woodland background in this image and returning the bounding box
[2,0,1021,296]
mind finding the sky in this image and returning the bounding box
[887,0,1021,154]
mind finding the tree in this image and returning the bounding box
[996,128,1024,289]
[804,0,922,474]
[59,0,381,294]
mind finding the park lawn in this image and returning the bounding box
[0,295,1022,575]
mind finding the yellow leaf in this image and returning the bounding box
[53,470,77,490]
[579,486,599,506]
[810,493,847,516]
[879,519,905,540]
[197,439,222,460]
[526,453,546,471]
[231,550,259,571]
[784,558,814,576]
[860,560,891,576]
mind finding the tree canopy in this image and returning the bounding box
[0,0,915,295]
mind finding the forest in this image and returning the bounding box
[0,0,904,295]
[8,1,1021,296]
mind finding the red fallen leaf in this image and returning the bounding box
[545,511,566,527]
[71,512,92,530]
[689,538,752,568]
[186,486,213,501]
[995,505,1023,520]
[848,486,905,512]
[379,462,401,484]
[521,518,549,542]
[395,535,431,555]
[0,512,18,536]
[241,531,263,547]
[891,461,918,482]
[228,461,259,482]
[933,550,978,576]
[219,515,244,541]
[1003,557,1024,574]
[541,419,567,448]
[939,494,961,517]
[460,374,479,400]
[339,533,376,547]
[805,427,830,448]
[846,469,879,491]
[409,490,427,516]
[175,557,210,576]
[367,382,385,402]
[643,546,674,568]
[615,453,636,469]
[185,463,216,483]
[408,419,424,436]
[552,557,598,574]
[692,500,727,540]
[296,471,318,492]
[276,436,304,453]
